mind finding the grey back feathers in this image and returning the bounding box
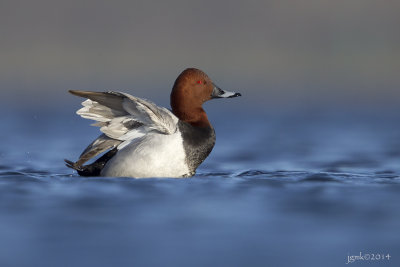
[76,134,121,166]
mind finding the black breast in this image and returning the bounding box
[178,120,216,173]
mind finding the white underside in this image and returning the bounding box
[100,131,190,178]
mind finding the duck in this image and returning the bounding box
[65,68,241,178]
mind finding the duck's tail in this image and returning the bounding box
[64,148,118,177]
[64,159,102,176]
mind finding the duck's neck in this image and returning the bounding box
[172,106,212,128]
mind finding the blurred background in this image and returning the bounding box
[1,0,399,111]
[1,1,400,267]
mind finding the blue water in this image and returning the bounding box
[1,107,400,267]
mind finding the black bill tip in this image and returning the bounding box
[228,92,242,98]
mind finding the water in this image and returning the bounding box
[1,107,400,267]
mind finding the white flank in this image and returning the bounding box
[101,131,189,178]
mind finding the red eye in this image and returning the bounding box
[197,80,202,84]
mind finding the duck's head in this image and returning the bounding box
[171,68,241,127]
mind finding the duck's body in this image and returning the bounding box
[101,122,215,177]
[65,68,240,178]
[102,131,190,177]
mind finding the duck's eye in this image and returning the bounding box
[196,80,202,84]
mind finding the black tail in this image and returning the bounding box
[65,148,118,177]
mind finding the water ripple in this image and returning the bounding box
[0,167,399,185]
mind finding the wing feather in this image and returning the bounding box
[76,134,121,166]
[67,90,179,166]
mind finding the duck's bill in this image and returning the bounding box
[211,84,242,99]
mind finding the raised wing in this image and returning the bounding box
[70,90,178,141]
[66,90,178,168]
